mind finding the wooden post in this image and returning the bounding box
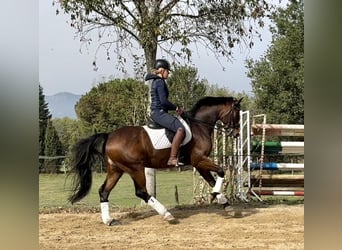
[145,168,156,197]
[145,79,156,197]
[174,185,179,205]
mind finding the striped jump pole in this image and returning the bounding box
[251,141,304,154]
[250,174,304,188]
[250,190,304,196]
[250,162,304,170]
[252,124,304,137]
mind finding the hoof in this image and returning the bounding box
[210,192,218,203]
[163,212,175,221]
[107,219,121,226]
[163,212,179,224]
[224,205,233,212]
[216,193,228,205]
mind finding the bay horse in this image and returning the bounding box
[68,96,242,225]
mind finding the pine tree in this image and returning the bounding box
[39,85,52,171]
[44,119,64,173]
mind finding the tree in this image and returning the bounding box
[75,78,149,133]
[167,65,255,111]
[246,0,304,124]
[55,0,272,74]
[52,117,82,154]
[205,83,254,112]
[167,65,208,110]
[52,117,87,172]
[44,119,64,173]
[39,85,52,170]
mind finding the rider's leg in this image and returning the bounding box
[167,127,185,166]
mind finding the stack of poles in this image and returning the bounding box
[249,117,304,200]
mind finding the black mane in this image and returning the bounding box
[189,96,235,116]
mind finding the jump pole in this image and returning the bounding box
[251,190,304,196]
[252,124,304,137]
[251,141,304,154]
[250,162,304,170]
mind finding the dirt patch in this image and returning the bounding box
[39,204,304,249]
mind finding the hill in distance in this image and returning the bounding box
[46,92,81,119]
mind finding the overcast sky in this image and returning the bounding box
[39,1,276,96]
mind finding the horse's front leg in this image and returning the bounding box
[196,156,225,178]
[195,158,229,205]
[195,156,224,185]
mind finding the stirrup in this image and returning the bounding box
[167,158,184,167]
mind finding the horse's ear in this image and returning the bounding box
[237,97,243,104]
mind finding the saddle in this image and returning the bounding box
[146,116,175,143]
[142,115,192,150]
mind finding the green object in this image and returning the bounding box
[251,141,282,154]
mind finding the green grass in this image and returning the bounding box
[39,170,194,211]
[39,170,303,213]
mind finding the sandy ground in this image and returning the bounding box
[39,204,304,250]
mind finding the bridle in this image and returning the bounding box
[219,101,240,135]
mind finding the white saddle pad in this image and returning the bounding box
[142,116,192,150]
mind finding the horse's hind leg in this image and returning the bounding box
[130,169,176,222]
[98,162,124,226]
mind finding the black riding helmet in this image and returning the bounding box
[154,59,171,71]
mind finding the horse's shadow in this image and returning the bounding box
[169,203,260,221]
[117,202,265,225]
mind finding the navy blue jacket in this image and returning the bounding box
[145,74,177,112]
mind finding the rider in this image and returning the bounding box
[145,59,185,166]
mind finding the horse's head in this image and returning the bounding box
[219,97,243,138]
[188,96,243,137]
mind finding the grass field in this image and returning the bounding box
[39,170,195,211]
[39,170,304,213]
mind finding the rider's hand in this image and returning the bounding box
[176,107,184,115]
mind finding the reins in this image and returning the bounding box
[183,104,238,136]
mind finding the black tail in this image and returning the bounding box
[68,133,109,204]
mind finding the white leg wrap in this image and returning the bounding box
[147,196,168,217]
[212,177,224,193]
[100,202,113,225]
